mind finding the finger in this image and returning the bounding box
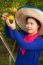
[2,13,9,18]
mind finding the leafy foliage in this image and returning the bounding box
[0,0,43,65]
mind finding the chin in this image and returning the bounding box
[27,31,33,34]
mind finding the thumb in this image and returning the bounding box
[6,17,11,26]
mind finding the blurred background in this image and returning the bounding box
[0,0,43,65]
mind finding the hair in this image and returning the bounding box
[25,17,41,30]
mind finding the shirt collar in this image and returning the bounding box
[24,32,39,42]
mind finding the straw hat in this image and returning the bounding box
[15,6,43,35]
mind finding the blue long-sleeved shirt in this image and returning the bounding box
[4,25,43,65]
[4,25,43,50]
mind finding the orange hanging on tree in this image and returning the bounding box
[11,7,17,13]
[8,15,14,20]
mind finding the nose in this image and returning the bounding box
[26,24,31,28]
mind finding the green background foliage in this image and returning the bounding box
[0,0,43,65]
[0,0,43,32]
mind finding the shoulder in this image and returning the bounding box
[39,35,43,40]
[34,35,43,43]
[38,35,43,42]
[18,29,27,37]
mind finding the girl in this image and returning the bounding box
[2,6,43,65]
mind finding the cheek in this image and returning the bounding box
[32,25,38,31]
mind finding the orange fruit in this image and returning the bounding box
[11,7,17,13]
[8,15,14,20]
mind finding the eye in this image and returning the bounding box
[31,23,33,25]
[26,22,28,24]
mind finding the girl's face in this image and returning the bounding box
[26,18,39,35]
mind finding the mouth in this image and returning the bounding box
[27,28,32,30]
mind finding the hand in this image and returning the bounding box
[2,12,9,20]
[2,13,16,30]
[2,13,11,27]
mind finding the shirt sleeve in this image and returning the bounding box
[4,24,43,50]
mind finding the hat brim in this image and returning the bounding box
[15,8,43,35]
